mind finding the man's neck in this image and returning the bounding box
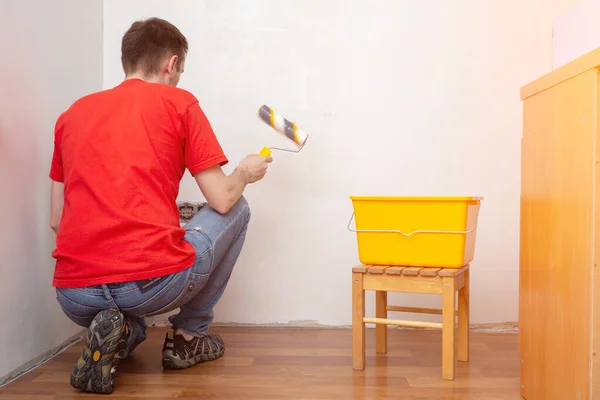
[125,72,162,84]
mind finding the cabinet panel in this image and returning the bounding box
[520,69,596,400]
[594,73,600,399]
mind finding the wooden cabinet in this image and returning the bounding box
[520,47,600,400]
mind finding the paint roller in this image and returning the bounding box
[256,105,309,156]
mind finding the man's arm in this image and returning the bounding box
[193,155,271,214]
[183,101,272,214]
[50,180,64,233]
[193,166,248,214]
[49,112,66,233]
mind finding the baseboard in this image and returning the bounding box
[0,329,84,388]
[469,321,518,333]
[150,319,519,333]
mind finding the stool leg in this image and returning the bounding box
[458,268,470,362]
[442,277,456,380]
[352,272,365,370]
[376,291,387,354]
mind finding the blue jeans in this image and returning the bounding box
[56,197,250,355]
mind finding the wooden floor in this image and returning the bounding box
[0,327,519,399]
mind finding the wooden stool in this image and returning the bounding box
[352,264,470,380]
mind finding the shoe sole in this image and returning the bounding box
[70,308,125,394]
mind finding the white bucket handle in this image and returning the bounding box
[347,212,474,237]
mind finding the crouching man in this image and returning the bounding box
[49,17,272,394]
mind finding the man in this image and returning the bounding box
[49,17,272,394]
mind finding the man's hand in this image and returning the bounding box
[235,154,273,184]
[194,155,272,214]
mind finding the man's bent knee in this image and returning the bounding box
[228,195,250,225]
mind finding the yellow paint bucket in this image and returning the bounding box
[349,196,482,268]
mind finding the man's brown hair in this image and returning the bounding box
[121,17,188,76]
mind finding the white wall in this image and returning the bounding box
[103,0,576,327]
[553,0,600,69]
[0,0,104,379]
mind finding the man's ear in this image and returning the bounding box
[166,55,179,74]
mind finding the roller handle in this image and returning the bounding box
[259,146,271,157]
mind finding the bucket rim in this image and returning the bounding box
[349,196,483,202]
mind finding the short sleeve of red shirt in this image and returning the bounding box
[49,113,65,182]
[183,102,228,175]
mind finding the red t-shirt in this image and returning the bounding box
[49,78,228,288]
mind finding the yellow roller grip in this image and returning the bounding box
[259,146,271,157]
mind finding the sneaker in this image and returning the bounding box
[70,308,125,394]
[161,330,225,369]
[115,316,146,360]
